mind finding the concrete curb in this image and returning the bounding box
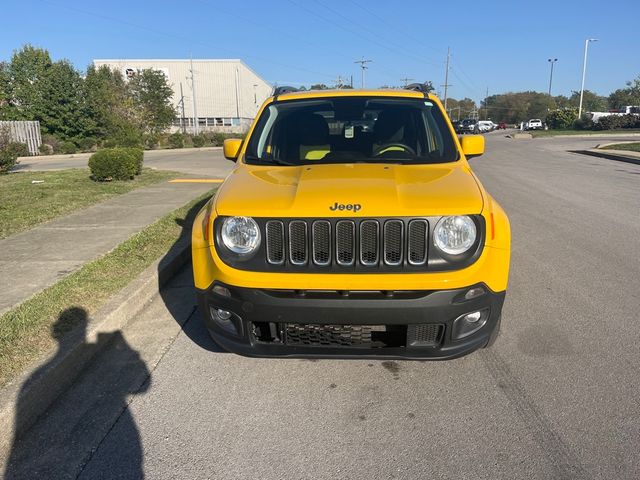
[572,149,640,166]
[16,146,223,163]
[0,235,192,463]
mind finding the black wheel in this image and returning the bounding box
[484,314,501,348]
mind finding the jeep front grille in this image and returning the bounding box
[264,218,430,269]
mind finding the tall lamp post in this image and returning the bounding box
[578,38,598,119]
[547,58,557,96]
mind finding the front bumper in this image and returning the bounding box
[197,282,505,360]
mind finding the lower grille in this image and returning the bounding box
[407,324,443,347]
[284,324,376,347]
[279,323,443,348]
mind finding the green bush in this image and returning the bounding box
[192,134,207,148]
[0,142,29,174]
[120,147,144,174]
[42,134,62,153]
[88,148,138,181]
[39,143,54,155]
[573,116,595,130]
[594,114,640,130]
[78,137,97,152]
[60,141,78,154]
[546,108,578,130]
[168,132,185,149]
[143,133,160,150]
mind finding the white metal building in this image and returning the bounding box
[93,59,272,133]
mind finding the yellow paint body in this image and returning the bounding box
[193,90,510,293]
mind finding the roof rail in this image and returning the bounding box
[273,86,299,96]
[404,83,432,94]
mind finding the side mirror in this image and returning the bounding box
[459,135,484,159]
[223,138,243,161]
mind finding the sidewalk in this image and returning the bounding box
[0,180,215,315]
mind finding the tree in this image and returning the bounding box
[0,45,53,122]
[480,91,555,123]
[127,69,176,135]
[310,84,329,90]
[84,65,133,140]
[568,90,607,112]
[608,75,640,109]
[446,98,477,120]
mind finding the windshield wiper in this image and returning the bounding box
[245,155,296,166]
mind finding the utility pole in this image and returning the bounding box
[354,57,372,89]
[400,77,413,88]
[189,56,199,135]
[484,87,489,120]
[442,47,452,109]
[578,38,598,119]
[334,75,345,89]
[179,82,186,134]
[547,58,558,96]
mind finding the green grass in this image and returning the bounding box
[531,129,640,138]
[599,142,640,152]
[0,189,214,387]
[0,168,178,239]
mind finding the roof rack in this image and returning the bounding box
[273,86,299,96]
[404,83,432,94]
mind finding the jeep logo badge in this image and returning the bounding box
[329,202,362,213]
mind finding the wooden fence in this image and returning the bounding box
[0,121,41,156]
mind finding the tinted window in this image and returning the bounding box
[245,96,458,166]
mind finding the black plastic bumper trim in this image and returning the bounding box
[197,282,505,360]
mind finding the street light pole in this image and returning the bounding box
[547,58,557,96]
[578,38,598,119]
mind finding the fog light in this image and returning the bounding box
[452,308,489,340]
[210,306,237,334]
[464,311,482,323]
[464,286,486,300]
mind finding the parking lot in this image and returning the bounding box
[5,133,640,479]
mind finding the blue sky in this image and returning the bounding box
[1,0,638,103]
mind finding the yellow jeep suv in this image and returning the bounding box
[192,85,510,359]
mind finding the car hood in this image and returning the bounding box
[215,162,484,217]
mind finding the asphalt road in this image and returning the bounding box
[4,134,640,479]
[15,148,234,178]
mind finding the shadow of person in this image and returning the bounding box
[158,196,226,353]
[4,307,149,480]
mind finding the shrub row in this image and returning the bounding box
[593,114,640,131]
[88,147,144,181]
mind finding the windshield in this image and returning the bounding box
[245,96,458,166]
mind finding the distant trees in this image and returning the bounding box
[608,75,640,109]
[0,45,176,148]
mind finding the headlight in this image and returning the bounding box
[434,216,477,255]
[221,216,261,254]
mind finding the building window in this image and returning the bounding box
[232,118,240,126]
[198,118,206,126]
[223,118,232,126]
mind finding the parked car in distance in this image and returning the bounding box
[452,120,464,134]
[526,119,543,130]
[459,118,477,134]
[497,122,507,130]
[476,121,494,133]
